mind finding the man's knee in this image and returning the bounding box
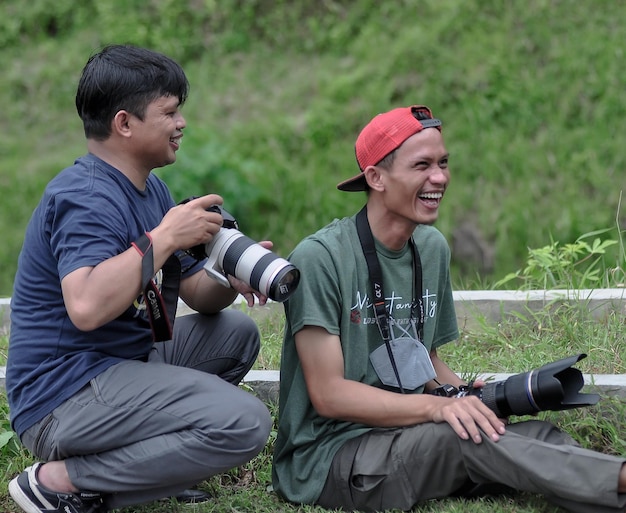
[203,309,260,347]
[229,309,261,344]
[223,394,272,458]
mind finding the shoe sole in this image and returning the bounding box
[8,476,44,513]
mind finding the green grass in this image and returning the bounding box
[2,1,626,510]
[1,300,625,512]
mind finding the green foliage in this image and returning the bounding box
[2,0,626,297]
[542,396,626,456]
[442,299,626,378]
[495,228,621,290]
[0,393,33,494]
[0,0,388,60]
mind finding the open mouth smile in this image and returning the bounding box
[170,136,182,150]
[418,191,443,208]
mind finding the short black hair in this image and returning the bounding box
[75,44,190,140]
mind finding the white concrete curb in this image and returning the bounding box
[1,291,625,394]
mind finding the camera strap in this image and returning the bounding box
[132,232,181,342]
[355,206,425,394]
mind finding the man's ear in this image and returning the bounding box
[363,165,385,192]
[112,110,133,138]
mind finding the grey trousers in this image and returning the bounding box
[19,310,272,510]
[318,419,626,513]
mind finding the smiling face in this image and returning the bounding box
[129,94,186,171]
[365,127,449,246]
[381,127,449,224]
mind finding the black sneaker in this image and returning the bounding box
[173,488,212,503]
[9,462,104,513]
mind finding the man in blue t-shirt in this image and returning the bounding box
[272,105,626,513]
[7,44,272,513]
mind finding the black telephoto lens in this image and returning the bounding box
[466,354,599,417]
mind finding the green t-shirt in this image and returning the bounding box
[272,214,459,504]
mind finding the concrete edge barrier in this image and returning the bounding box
[240,370,626,404]
[2,290,625,402]
[453,288,626,329]
[2,288,625,329]
[0,368,624,404]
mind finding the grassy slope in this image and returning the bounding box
[1,4,625,511]
[0,0,625,297]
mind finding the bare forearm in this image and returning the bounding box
[313,377,447,427]
[180,271,239,314]
[425,350,465,392]
[62,249,144,330]
[315,376,506,444]
[62,231,180,330]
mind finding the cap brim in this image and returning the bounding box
[337,173,367,192]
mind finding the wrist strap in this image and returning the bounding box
[132,232,181,342]
[131,233,155,290]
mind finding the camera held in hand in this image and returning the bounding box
[183,200,300,302]
[431,353,600,418]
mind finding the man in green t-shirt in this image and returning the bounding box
[272,105,626,512]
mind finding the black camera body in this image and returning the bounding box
[183,200,300,302]
[431,354,600,418]
[185,204,239,260]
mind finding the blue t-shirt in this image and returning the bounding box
[7,154,203,436]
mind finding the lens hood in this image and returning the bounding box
[479,353,600,417]
[531,353,600,410]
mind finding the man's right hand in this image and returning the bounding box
[152,194,225,254]
[431,394,506,444]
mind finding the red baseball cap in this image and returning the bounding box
[337,105,442,192]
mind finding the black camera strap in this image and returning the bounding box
[132,232,181,342]
[355,206,425,394]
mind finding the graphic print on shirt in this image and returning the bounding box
[350,288,437,329]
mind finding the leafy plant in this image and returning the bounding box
[495,228,620,290]
[0,393,33,492]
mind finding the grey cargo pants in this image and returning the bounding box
[19,310,272,510]
[318,419,626,513]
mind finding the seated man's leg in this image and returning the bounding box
[20,359,271,510]
[318,424,472,512]
[319,420,626,513]
[497,420,626,513]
